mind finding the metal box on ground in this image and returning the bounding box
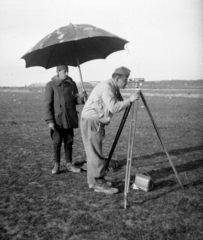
[133,173,153,192]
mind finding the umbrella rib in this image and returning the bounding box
[89,36,125,60]
[45,45,56,69]
[88,37,107,59]
[22,50,40,68]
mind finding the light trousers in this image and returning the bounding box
[80,118,106,185]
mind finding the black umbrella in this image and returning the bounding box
[21,23,129,91]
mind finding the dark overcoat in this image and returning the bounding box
[44,75,84,129]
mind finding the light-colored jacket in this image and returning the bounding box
[81,78,131,124]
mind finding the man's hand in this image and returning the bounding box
[48,122,55,130]
[129,89,140,102]
[81,91,88,99]
[81,91,88,102]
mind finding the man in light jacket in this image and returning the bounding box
[45,65,86,174]
[80,66,140,194]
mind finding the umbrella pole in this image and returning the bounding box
[74,42,86,93]
[75,53,87,102]
[77,62,87,103]
[77,60,85,92]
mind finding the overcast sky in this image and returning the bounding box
[0,0,203,86]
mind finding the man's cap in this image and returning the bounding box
[56,65,68,71]
[114,66,131,77]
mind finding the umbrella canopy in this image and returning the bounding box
[21,23,129,69]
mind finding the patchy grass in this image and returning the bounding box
[0,85,203,240]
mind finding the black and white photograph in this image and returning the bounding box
[0,0,203,239]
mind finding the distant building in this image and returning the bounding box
[77,82,94,88]
[28,83,46,87]
[77,81,100,89]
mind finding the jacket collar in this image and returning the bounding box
[109,78,120,92]
[109,78,123,101]
[51,75,74,86]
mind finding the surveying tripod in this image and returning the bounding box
[104,78,184,209]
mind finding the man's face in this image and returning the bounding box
[117,75,129,89]
[58,68,68,80]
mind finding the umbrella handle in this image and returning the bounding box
[75,53,87,102]
[77,64,87,102]
[77,63,85,91]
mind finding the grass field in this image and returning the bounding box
[0,82,203,240]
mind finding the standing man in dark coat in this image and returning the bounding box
[45,65,86,174]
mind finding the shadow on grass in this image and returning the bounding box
[113,145,203,173]
[131,177,203,206]
[147,158,203,179]
[113,174,203,207]
[116,145,203,167]
[109,145,203,194]
[112,176,178,196]
[111,161,203,205]
[73,145,203,195]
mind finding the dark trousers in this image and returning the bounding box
[51,128,74,163]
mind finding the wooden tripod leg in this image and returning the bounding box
[124,100,139,209]
[140,91,184,190]
[105,103,132,171]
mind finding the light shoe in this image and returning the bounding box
[94,182,119,194]
[52,163,60,174]
[89,181,112,189]
[66,163,81,173]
